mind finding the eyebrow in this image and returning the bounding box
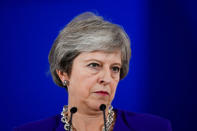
[83,59,122,67]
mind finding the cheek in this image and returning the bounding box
[69,71,96,97]
[110,81,119,99]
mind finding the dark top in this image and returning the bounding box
[14,109,172,131]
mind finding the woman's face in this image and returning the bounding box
[65,51,121,111]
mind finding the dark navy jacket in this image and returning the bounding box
[14,109,172,131]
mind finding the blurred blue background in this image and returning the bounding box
[0,0,197,131]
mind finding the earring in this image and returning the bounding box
[63,80,68,87]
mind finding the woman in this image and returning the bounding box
[14,12,172,131]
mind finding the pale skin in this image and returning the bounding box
[56,50,122,131]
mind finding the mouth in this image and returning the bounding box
[94,91,109,96]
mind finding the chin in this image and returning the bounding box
[87,100,110,111]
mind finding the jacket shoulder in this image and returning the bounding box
[13,114,61,131]
[115,109,172,131]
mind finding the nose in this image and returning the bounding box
[98,68,113,85]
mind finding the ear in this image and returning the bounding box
[56,69,69,83]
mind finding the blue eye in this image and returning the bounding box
[112,66,120,73]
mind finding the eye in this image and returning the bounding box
[87,63,100,68]
[112,66,120,73]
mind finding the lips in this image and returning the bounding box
[94,91,109,96]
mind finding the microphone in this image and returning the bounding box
[68,107,77,131]
[100,104,107,131]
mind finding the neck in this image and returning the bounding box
[67,103,110,131]
[71,109,104,131]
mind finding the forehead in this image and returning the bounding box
[75,50,122,64]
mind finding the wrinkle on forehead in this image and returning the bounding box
[78,50,122,65]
